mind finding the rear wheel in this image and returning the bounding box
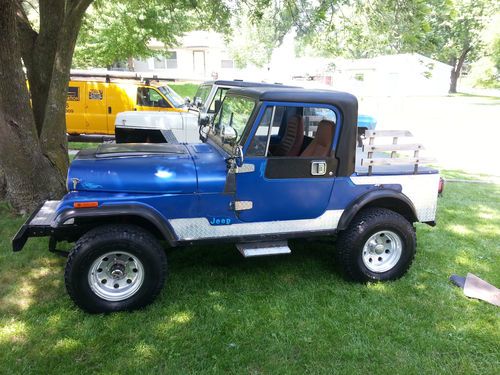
[336,208,416,282]
[65,224,167,313]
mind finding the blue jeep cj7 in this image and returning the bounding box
[13,87,441,313]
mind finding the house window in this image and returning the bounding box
[154,56,165,69]
[221,59,234,69]
[166,51,177,69]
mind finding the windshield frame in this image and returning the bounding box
[208,94,257,154]
[158,85,184,108]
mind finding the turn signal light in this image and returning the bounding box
[74,201,99,208]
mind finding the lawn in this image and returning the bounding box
[0,177,499,374]
[169,82,199,100]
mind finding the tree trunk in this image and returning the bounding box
[0,0,64,213]
[127,57,135,71]
[449,68,459,93]
[39,2,92,177]
[449,46,471,94]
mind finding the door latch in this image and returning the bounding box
[311,161,327,176]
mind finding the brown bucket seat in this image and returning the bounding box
[300,120,335,157]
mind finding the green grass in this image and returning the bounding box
[451,92,500,100]
[0,179,499,374]
[68,142,101,150]
[440,169,500,183]
[169,82,199,99]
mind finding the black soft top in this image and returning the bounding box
[204,80,297,88]
[226,86,358,108]
[227,86,359,177]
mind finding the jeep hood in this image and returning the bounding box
[68,144,197,194]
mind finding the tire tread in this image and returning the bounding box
[65,224,167,313]
[336,207,416,282]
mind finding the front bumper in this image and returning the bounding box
[12,200,60,251]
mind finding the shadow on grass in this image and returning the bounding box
[0,182,499,374]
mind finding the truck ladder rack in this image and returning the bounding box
[361,130,435,175]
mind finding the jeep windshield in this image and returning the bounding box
[209,95,255,152]
[193,84,211,108]
[158,86,184,108]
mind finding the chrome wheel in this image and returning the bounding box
[88,251,144,301]
[362,230,402,273]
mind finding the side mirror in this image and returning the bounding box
[184,96,191,105]
[199,116,210,126]
[214,99,222,113]
[222,125,237,144]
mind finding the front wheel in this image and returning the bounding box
[336,208,416,282]
[65,224,167,313]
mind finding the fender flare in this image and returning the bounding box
[55,204,178,246]
[337,189,418,231]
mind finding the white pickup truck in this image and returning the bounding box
[114,80,293,143]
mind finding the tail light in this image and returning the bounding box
[438,177,444,196]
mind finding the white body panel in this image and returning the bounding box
[350,173,440,222]
[115,110,201,143]
[114,81,230,143]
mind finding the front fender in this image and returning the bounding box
[55,204,178,246]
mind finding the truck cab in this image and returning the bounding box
[66,75,187,136]
[13,87,440,313]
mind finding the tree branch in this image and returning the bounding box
[15,0,38,67]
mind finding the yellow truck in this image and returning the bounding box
[66,73,187,135]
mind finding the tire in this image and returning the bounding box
[65,224,167,313]
[336,207,416,282]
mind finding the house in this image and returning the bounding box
[132,31,452,96]
[296,54,453,96]
[133,31,240,81]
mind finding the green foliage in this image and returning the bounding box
[0,177,499,373]
[493,36,500,71]
[73,0,230,68]
[426,0,491,65]
[226,0,304,68]
[475,35,500,88]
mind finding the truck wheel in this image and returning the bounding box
[336,208,416,282]
[64,224,167,313]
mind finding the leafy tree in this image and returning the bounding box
[73,0,230,69]
[294,0,496,93]
[493,36,500,72]
[226,0,325,68]
[426,0,494,93]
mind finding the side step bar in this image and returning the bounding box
[236,241,291,257]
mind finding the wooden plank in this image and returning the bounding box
[363,143,424,152]
[365,130,413,138]
[361,157,436,166]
